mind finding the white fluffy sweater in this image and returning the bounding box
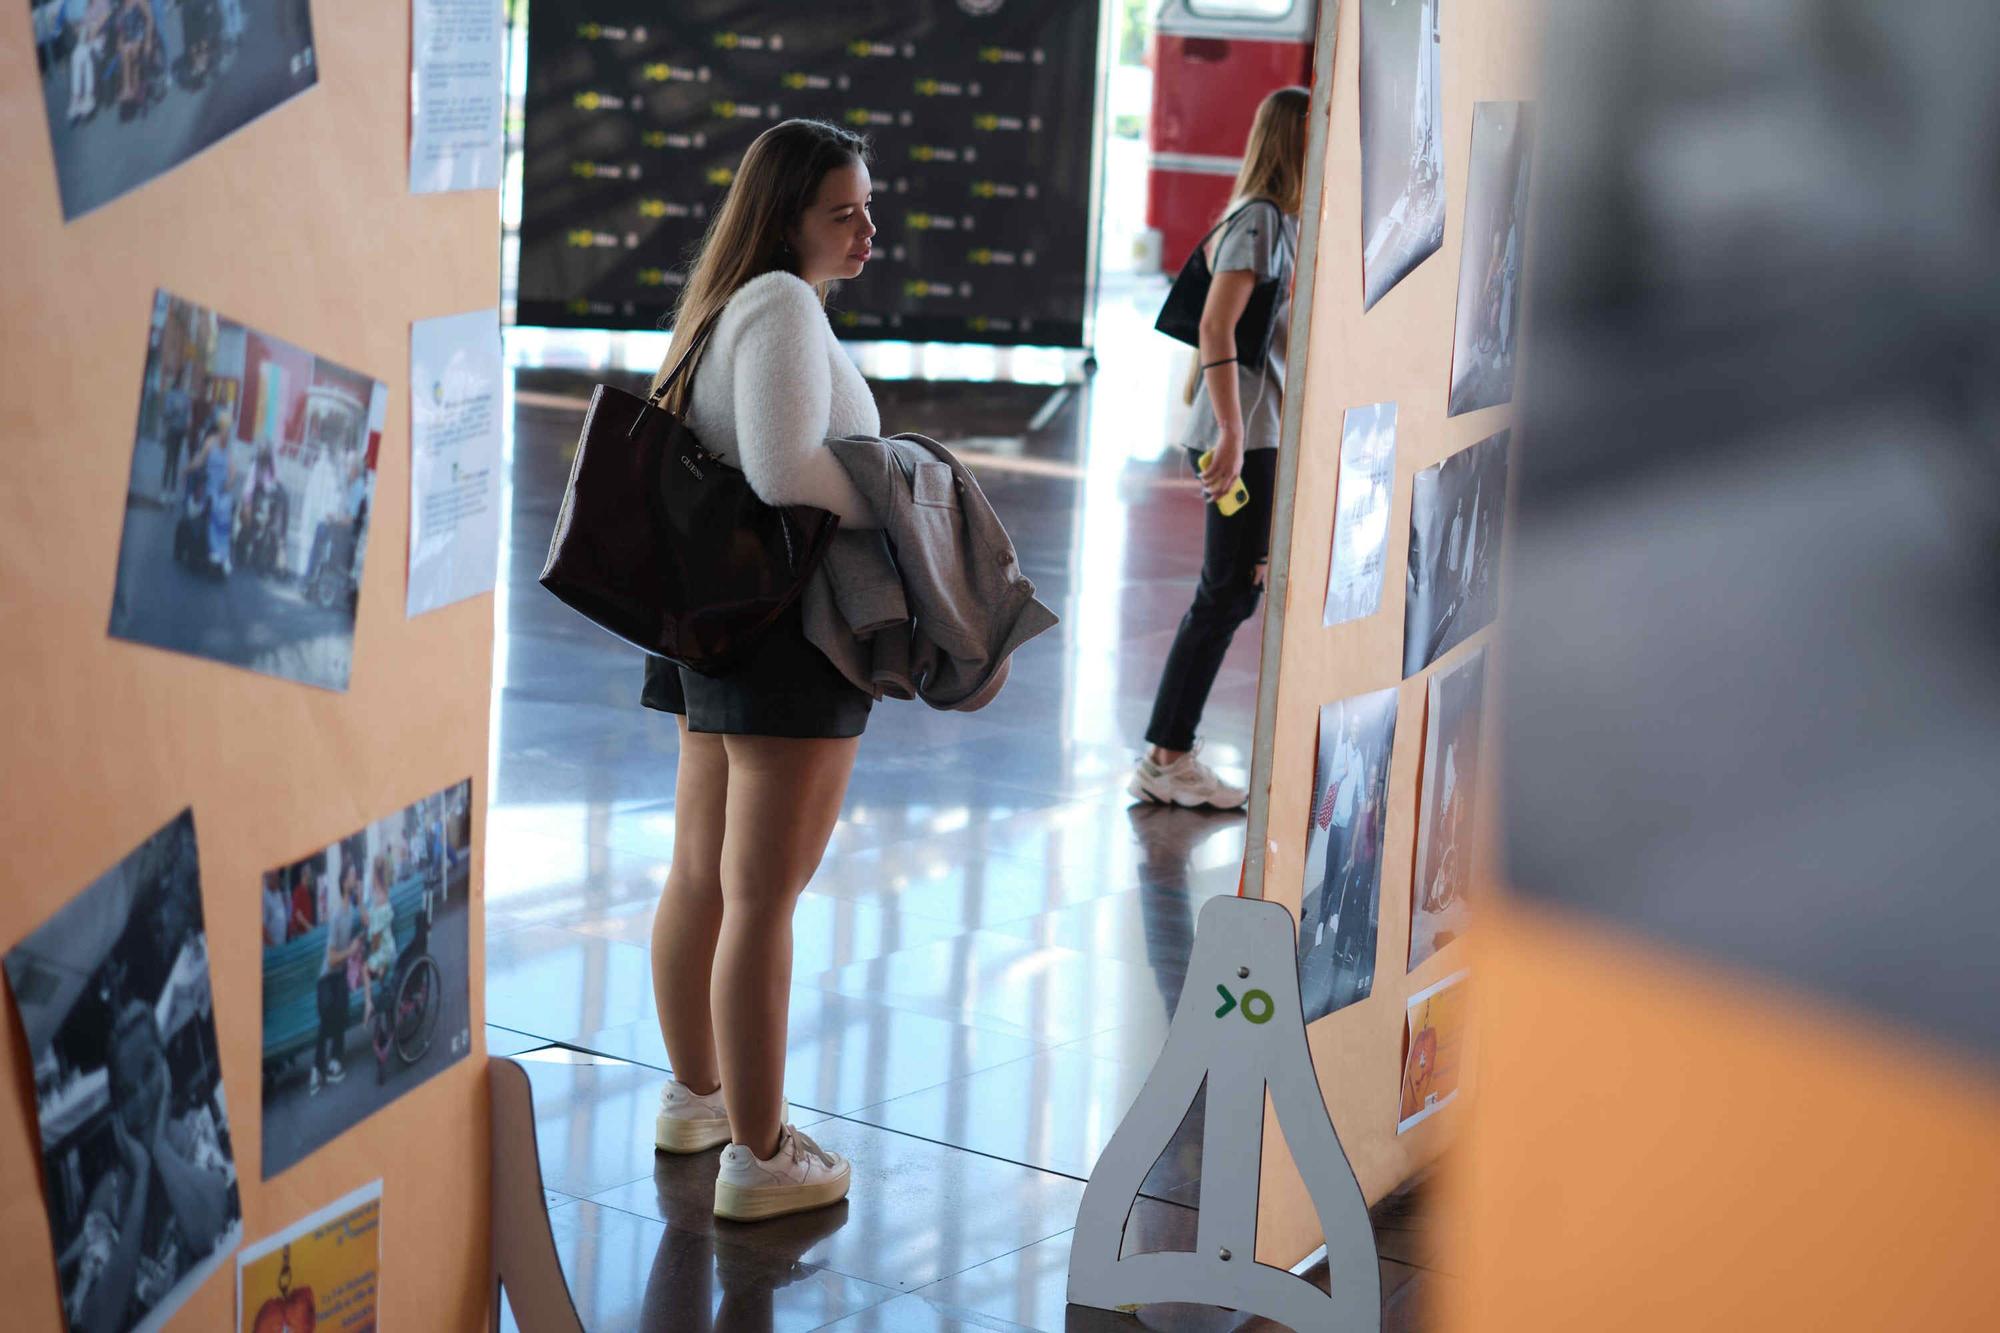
[684,271,881,527]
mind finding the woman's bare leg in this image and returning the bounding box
[652,720,729,1093]
[713,734,859,1159]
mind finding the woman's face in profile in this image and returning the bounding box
[787,161,876,285]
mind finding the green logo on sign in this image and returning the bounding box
[1214,985,1274,1024]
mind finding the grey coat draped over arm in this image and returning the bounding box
[800,433,1058,711]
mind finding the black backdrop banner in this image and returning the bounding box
[517,0,1103,346]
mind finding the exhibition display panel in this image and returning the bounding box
[2,6,502,1328]
[1237,0,1538,1267]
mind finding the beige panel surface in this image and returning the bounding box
[1250,0,1536,1267]
[0,11,498,1330]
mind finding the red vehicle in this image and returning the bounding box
[1147,0,1319,274]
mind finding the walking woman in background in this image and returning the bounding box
[641,119,881,1222]
[1130,87,1309,811]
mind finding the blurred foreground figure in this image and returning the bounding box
[1501,0,2000,1049]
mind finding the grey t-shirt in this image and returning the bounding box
[1184,201,1299,455]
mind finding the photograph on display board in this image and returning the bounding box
[2,809,243,1333]
[1398,968,1469,1131]
[1447,102,1535,416]
[259,779,473,1178]
[1322,401,1399,627]
[1297,685,1400,1025]
[1403,428,1509,677]
[1409,645,1486,970]
[1360,0,1445,310]
[27,0,319,221]
[107,289,387,691]
[236,1180,380,1333]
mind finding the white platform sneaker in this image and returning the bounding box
[1128,742,1249,810]
[655,1080,788,1154]
[712,1124,851,1222]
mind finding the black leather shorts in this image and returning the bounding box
[640,599,872,739]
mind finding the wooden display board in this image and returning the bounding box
[0,10,498,1330]
[1241,0,1537,1267]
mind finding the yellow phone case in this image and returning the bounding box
[1198,450,1251,516]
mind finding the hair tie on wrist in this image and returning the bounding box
[1201,357,1238,371]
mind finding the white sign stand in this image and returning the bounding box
[1068,896,1380,1330]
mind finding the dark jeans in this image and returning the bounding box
[314,971,347,1074]
[1314,823,1351,940]
[1145,447,1279,752]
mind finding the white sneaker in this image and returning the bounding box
[656,1080,789,1154]
[325,1058,346,1085]
[713,1124,851,1222]
[1128,743,1248,810]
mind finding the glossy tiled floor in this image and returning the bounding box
[486,280,1456,1329]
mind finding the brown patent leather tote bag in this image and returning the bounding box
[539,318,840,675]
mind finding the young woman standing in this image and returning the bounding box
[641,119,880,1221]
[1131,87,1310,811]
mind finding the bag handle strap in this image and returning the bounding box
[648,311,723,407]
[1194,196,1287,260]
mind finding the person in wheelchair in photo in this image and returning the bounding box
[363,852,440,1083]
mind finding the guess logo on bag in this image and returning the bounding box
[680,453,705,480]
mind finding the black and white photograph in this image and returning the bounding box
[1410,645,1485,970]
[1447,101,1534,416]
[1297,685,1400,1025]
[1360,0,1445,310]
[1403,429,1508,677]
[28,0,319,221]
[1322,401,1399,627]
[259,779,473,1178]
[2,809,242,1333]
[107,289,387,691]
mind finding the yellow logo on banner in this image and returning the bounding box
[573,91,601,111]
[566,230,595,248]
[570,162,597,179]
[638,199,667,219]
[706,167,734,186]
[714,32,739,48]
[578,22,601,39]
[905,213,934,230]
[642,62,670,81]
[969,248,993,265]
[844,109,872,126]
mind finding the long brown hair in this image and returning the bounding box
[1184,86,1311,405]
[649,119,871,411]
